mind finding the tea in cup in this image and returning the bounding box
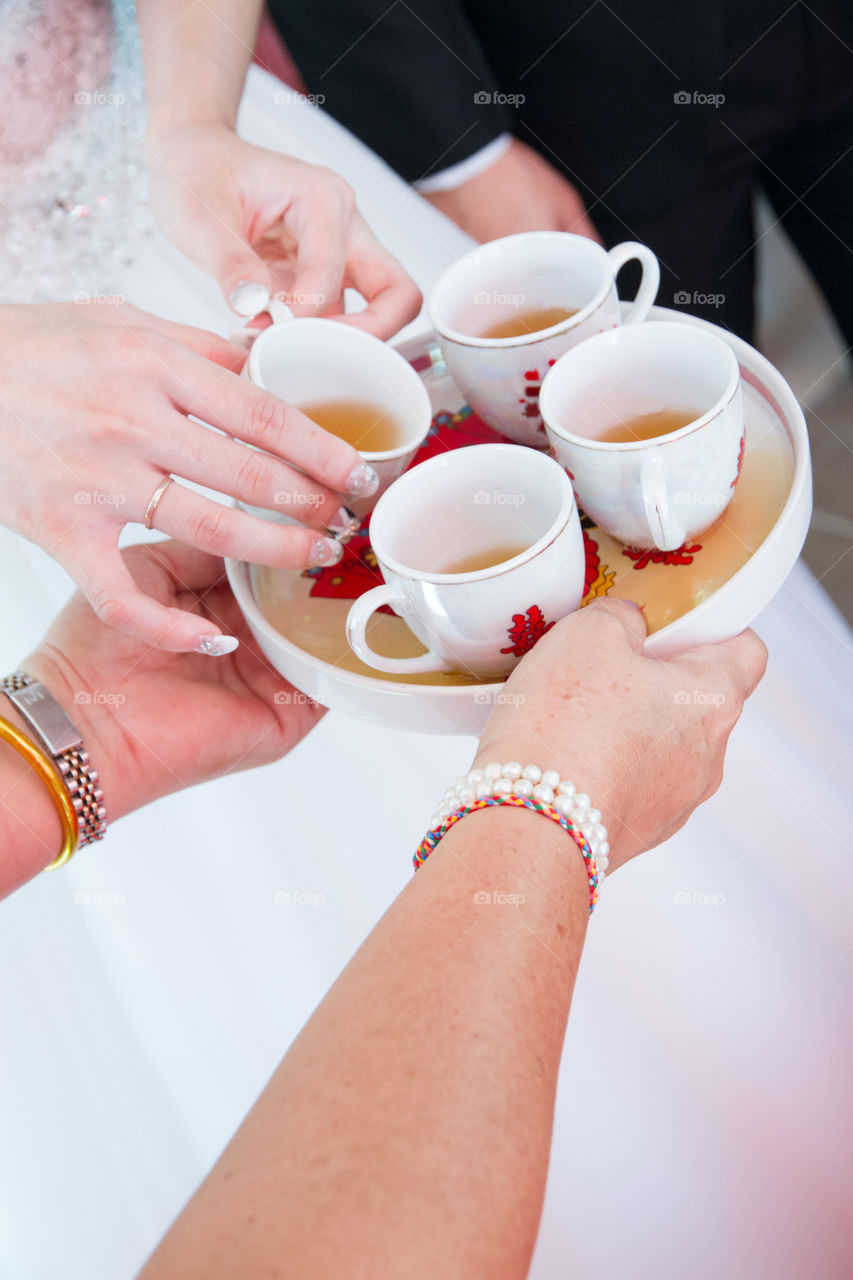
[345,443,585,677]
[428,231,660,446]
[540,321,744,551]
[246,315,433,518]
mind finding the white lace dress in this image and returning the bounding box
[0,0,152,302]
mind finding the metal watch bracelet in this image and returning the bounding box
[1,674,106,848]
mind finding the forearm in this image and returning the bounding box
[0,702,65,895]
[139,806,589,1280]
[138,0,263,134]
[0,656,131,899]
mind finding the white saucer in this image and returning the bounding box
[226,306,812,736]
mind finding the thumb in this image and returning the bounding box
[581,597,648,652]
[674,629,768,703]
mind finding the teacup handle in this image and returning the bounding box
[346,585,454,675]
[607,242,660,325]
[640,456,686,552]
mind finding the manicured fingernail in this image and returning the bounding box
[227,328,259,348]
[194,634,240,656]
[327,506,361,539]
[229,280,270,318]
[622,600,643,611]
[345,462,379,497]
[309,537,344,567]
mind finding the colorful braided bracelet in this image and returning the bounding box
[415,762,609,916]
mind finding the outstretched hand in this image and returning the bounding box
[23,540,323,822]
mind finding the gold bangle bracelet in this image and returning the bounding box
[0,715,79,869]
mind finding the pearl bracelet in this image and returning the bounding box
[427,762,610,871]
[416,762,610,914]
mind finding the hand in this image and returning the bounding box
[145,123,422,336]
[22,541,323,821]
[422,137,600,243]
[0,301,377,651]
[475,599,767,871]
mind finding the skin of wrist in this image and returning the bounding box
[145,112,235,146]
[142,36,242,139]
[471,743,627,867]
[19,648,135,824]
[436,803,591,930]
[0,701,65,880]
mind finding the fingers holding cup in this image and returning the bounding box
[140,479,344,573]
[244,315,433,518]
[161,343,379,502]
[151,412,358,533]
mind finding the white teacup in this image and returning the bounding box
[246,313,433,518]
[428,232,660,446]
[345,443,585,677]
[540,321,745,551]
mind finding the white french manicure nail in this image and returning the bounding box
[327,506,361,539]
[309,537,344,567]
[194,634,240,656]
[227,328,259,348]
[229,280,270,318]
[346,462,380,497]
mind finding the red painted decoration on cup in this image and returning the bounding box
[500,605,556,657]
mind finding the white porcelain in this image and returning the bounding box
[428,232,660,446]
[245,314,433,518]
[346,444,585,677]
[225,307,812,737]
[541,322,745,551]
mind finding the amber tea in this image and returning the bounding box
[299,400,405,452]
[594,407,700,444]
[438,544,530,574]
[479,306,578,340]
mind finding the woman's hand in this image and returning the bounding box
[0,301,377,651]
[145,124,423,336]
[476,598,767,871]
[423,138,600,244]
[21,540,322,822]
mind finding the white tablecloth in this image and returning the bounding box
[1,67,852,1280]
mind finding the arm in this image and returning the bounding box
[137,0,421,333]
[140,807,585,1280]
[0,541,324,899]
[137,0,261,135]
[0,702,68,896]
[137,601,767,1279]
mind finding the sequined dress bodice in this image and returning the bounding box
[0,0,152,302]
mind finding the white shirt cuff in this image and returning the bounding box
[414,133,512,194]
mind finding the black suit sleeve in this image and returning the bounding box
[266,0,512,182]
